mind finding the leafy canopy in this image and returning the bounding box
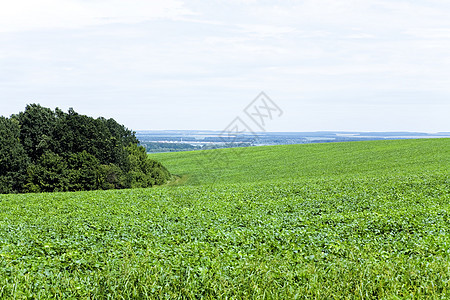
[0,104,170,194]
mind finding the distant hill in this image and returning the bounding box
[151,138,450,185]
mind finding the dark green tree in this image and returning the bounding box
[13,104,57,161]
[24,152,69,193]
[67,151,100,191]
[1,104,170,194]
[0,117,29,193]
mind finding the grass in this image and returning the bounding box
[151,138,450,185]
[0,138,449,298]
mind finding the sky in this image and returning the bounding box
[1,0,449,132]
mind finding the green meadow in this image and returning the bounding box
[1,139,449,299]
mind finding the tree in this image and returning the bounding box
[0,117,29,193]
[67,151,100,191]
[1,104,170,194]
[13,104,57,161]
[24,152,69,193]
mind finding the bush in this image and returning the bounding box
[125,144,171,188]
[98,164,126,190]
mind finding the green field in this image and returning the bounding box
[1,139,449,298]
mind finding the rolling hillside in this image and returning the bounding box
[1,139,449,298]
[152,138,450,184]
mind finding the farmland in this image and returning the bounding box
[1,139,450,298]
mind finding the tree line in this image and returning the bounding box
[0,104,170,194]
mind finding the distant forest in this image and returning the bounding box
[140,142,253,153]
[141,142,201,153]
[0,104,170,194]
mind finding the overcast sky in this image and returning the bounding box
[1,0,449,132]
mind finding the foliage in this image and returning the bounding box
[67,151,100,191]
[0,104,170,194]
[0,138,449,298]
[97,163,125,190]
[0,117,29,193]
[126,144,170,188]
[24,152,69,193]
[13,104,57,161]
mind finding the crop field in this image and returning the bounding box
[1,139,449,298]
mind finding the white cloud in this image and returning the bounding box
[405,28,450,39]
[1,0,450,131]
[0,0,194,32]
[237,24,297,38]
